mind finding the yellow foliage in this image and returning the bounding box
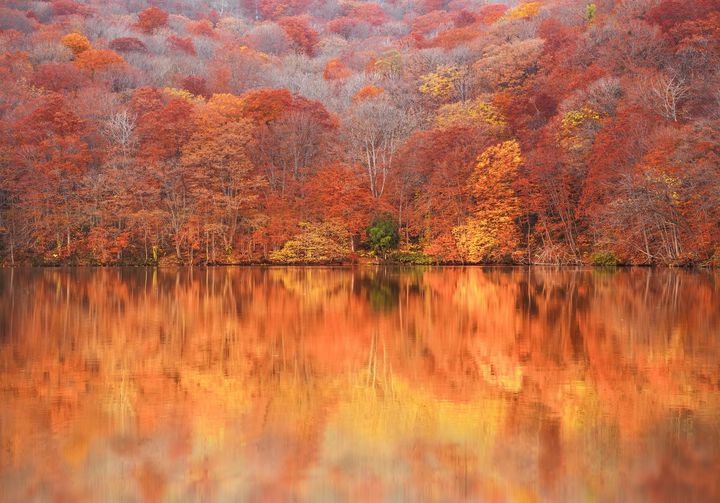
[558,106,601,152]
[453,219,502,263]
[453,140,523,263]
[435,98,506,129]
[561,106,600,131]
[269,220,351,264]
[162,87,205,104]
[373,49,401,78]
[419,64,467,101]
[504,1,542,20]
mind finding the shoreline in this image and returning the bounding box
[1,262,717,269]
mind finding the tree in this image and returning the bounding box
[278,16,318,56]
[11,95,91,260]
[644,72,689,122]
[394,124,492,262]
[352,85,384,103]
[109,37,147,53]
[135,6,168,34]
[323,59,352,80]
[504,2,542,20]
[453,141,523,263]
[304,163,374,252]
[167,36,196,56]
[419,64,472,102]
[473,39,544,92]
[31,63,88,93]
[181,103,266,262]
[367,214,399,259]
[60,32,91,55]
[346,97,415,199]
[269,220,350,263]
[74,49,125,77]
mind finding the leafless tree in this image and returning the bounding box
[648,72,689,122]
[345,99,417,198]
[102,110,137,159]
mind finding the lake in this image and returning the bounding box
[1,267,719,502]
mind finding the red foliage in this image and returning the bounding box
[454,10,477,28]
[180,76,209,98]
[129,87,165,117]
[476,4,508,24]
[167,35,196,55]
[135,6,168,34]
[305,163,373,237]
[259,0,310,20]
[411,10,454,35]
[3,0,720,266]
[278,16,318,56]
[645,0,720,33]
[424,25,483,49]
[17,94,90,175]
[346,3,387,26]
[137,98,195,162]
[51,0,91,17]
[581,106,656,213]
[73,49,125,76]
[327,17,362,37]
[31,63,88,93]
[109,37,147,52]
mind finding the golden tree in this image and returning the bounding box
[60,32,91,55]
[453,140,522,263]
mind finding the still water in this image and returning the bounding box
[0,267,719,502]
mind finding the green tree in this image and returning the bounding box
[367,215,399,259]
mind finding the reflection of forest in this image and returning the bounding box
[1,267,719,502]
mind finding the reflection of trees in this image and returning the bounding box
[0,267,719,501]
[355,268,400,313]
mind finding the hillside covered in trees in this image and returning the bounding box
[0,0,719,266]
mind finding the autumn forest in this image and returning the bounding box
[1,0,719,266]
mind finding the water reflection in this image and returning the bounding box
[0,267,719,502]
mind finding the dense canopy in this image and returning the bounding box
[0,0,719,266]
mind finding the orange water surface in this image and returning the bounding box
[1,267,719,502]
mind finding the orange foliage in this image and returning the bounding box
[323,58,352,80]
[135,6,168,34]
[476,4,508,24]
[352,84,384,103]
[238,88,294,124]
[60,32,91,55]
[187,19,215,37]
[73,48,125,74]
[278,16,318,56]
[424,25,483,49]
[2,0,720,266]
